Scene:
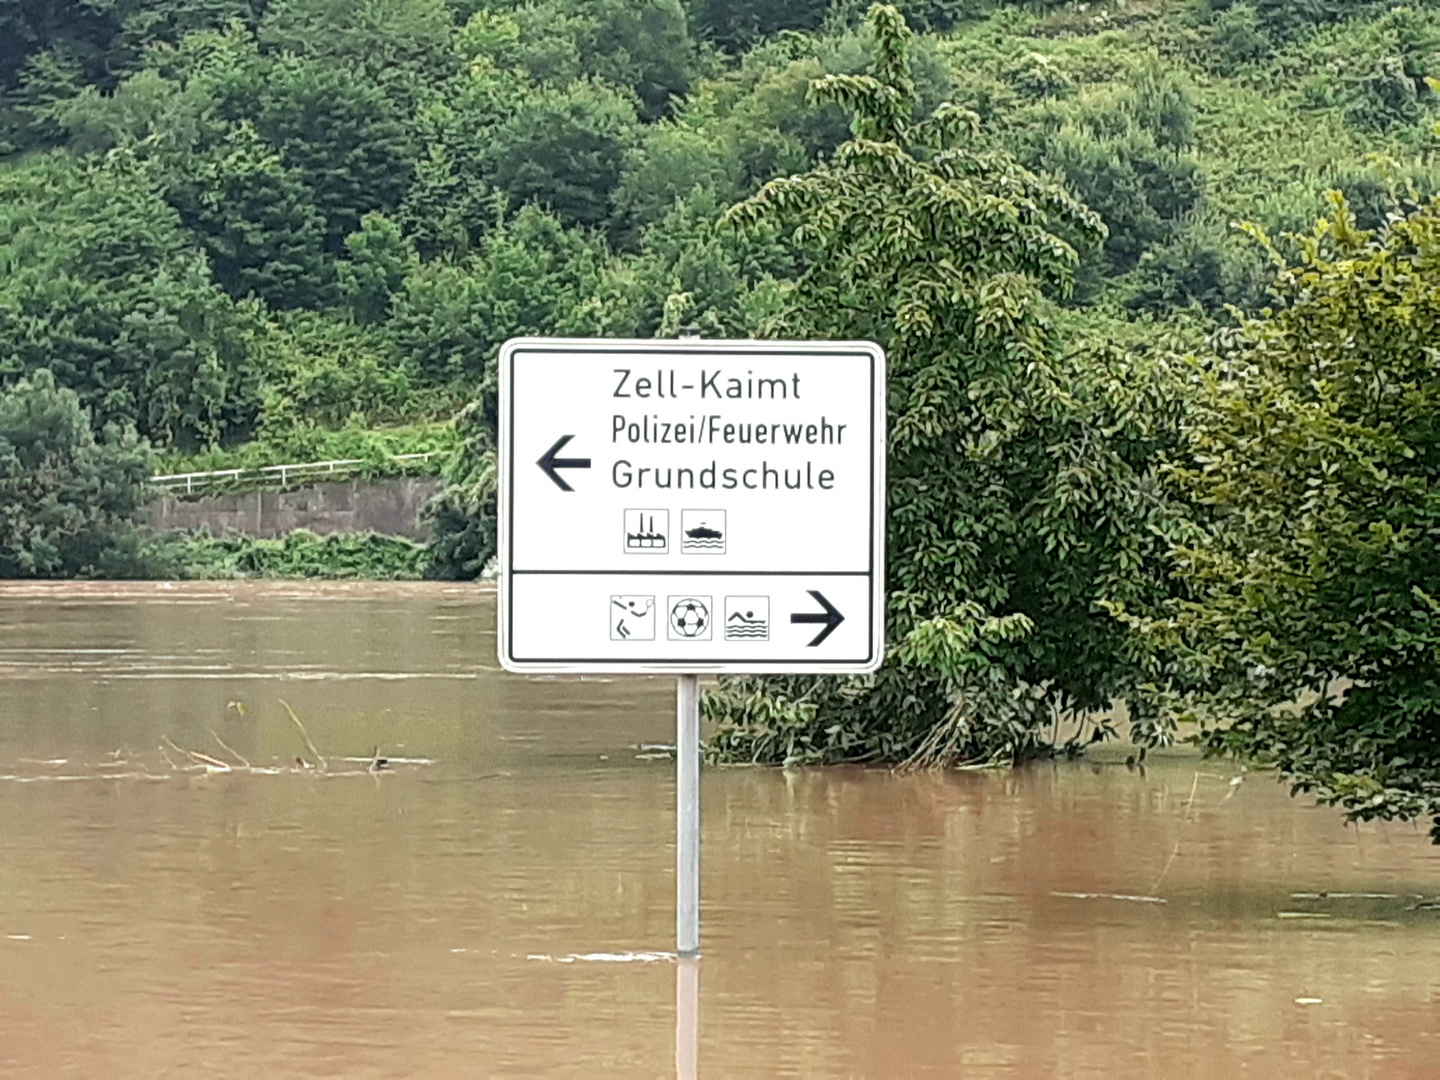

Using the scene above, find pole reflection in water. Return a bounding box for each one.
[676,957,698,1080]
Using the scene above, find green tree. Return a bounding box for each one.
[497,0,697,120]
[396,52,527,257]
[1121,193,1440,841]
[612,123,742,235]
[683,0,830,52]
[387,202,611,383]
[1015,67,1205,282]
[708,6,1182,766]
[246,311,414,439]
[1198,0,1383,40]
[422,399,497,580]
[254,54,416,250]
[167,121,335,308]
[259,0,455,72]
[0,369,158,578]
[338,212,417,325]
[0,150,261,447]
[482,79,639,229]
[0,0,264,152]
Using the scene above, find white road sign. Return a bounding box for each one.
[497,337,885,673]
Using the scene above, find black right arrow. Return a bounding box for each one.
[791,590,844,646]
[536,434,591,491]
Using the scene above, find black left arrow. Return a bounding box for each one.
[790,590,844,646]
[537,435,591,491]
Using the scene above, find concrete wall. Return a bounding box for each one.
[144,477,445,540]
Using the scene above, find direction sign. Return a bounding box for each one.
[497,337,885,673]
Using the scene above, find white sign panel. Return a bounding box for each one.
[498,338,885,673]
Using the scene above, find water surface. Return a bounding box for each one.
[0,582,1436,1077]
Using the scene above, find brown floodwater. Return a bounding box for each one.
[0,581,1436,1078]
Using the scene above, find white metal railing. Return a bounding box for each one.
[151,452,442,495]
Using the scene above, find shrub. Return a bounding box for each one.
[1118,193,1440,840]
[0,370,158,578]
[172,528,430,578]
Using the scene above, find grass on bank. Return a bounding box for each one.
[164,530,431,580]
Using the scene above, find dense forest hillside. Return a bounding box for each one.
[1,0,1434,460]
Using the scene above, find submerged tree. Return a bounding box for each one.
[0,370,157,578]
[1119,192,1440,841]
[709,5,1184,766]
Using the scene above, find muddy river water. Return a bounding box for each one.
[0,581,1436,1077]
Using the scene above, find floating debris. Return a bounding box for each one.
[0,700,435,785]
[1051,892,1167,904]
[527,951,675,964]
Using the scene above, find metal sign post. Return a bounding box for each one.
[496,332,885,973]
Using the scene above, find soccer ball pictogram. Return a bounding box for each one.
[669,598,709,638]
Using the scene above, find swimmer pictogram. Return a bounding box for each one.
[724,596,769,641]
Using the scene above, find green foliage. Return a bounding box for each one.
[1016,64,1205,280]
[0,0,264,152]
[247,312,423,439]
[338,212,418,325]
[1344,8,1440,132]
[259,0,456,72]
[483,78,640,230]
[498,0,697,120]
[1127,208,1267,315]
[387,203,616,382]
[0,369,159,578]
[167,122,335,309]
[157,419,459,477]
[613,124,742,233]
[422,400,498,580]
[170,528,430,578]
[252,54,417,249]
[1117,193,1440,840]
[683,0,831,53]
[0,150,261,447]
[710,6,1185,766]
[1196,0,1384,43]
[1201,4,1272,73]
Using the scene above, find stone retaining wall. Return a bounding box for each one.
[144,477,445,540]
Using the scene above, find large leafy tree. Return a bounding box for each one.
[166,121,334,308]
[388,202,628,383]
[496,0,696,120]
[1125,193,1440,840]
[0,150,261,447]
[0,0,264,152]
[683,0,830,53]
[708,6,1183,766]
[482,78,639,230]
[253,54,416,250]
[258,0,453,71]
[0,369,157,578]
